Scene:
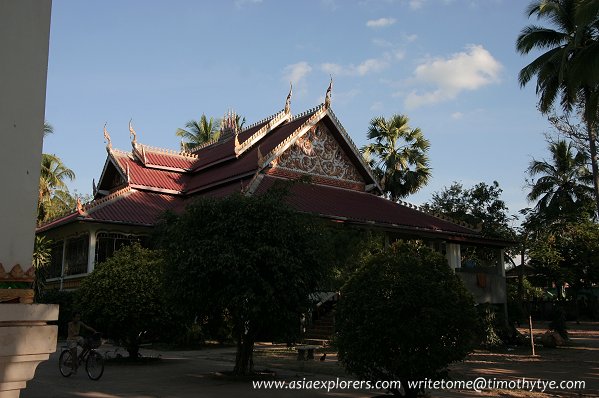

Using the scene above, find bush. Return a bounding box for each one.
[335,241,478,397]
[76,243,170,357]
[156,188,330,375]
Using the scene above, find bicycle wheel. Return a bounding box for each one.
[59,350,74,377]
[85,351,104,380]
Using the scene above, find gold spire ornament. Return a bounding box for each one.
[76,197,85,215]
[103,123,112,150]
[324,76,333,109]
[285,82,293,114]
[129,119,137,145]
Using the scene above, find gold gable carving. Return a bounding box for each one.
[274,123,364,183]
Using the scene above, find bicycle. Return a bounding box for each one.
[59,332,105,380]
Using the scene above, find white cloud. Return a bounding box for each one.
[404,45,502,108]
[234,0,262,9]
[451,112,463,120]
[321,58,389,77]
[282,62,312,85]
[409,0,426,9]
[372,38,393,47]
[366,17,397,28]
[403,33,418,42]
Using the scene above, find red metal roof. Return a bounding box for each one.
[253,175,477,235]
[185,114,313,193]
[112,152,188,193]
[38,107,497,244]
[143,150,198,170]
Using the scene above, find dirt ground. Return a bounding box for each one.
[445,321,599,397]
[23,321,598,398]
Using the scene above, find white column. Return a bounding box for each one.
[446,243,461,271]
[498,249,506,277]
[59,240,67,290]
[87,230,96,274]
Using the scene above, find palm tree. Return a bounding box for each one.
[38,153,76,223]
[527,139,594,223]
[43,121,53,137]
[361,114,431,200]
[517,0,599,216]
[176,114,220,151]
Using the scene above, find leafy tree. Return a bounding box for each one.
[32,235,51,301]
[526,138,594,224]
[176,114,220,150]
[38,153,76,223]
[422,181,515,240]
[335,241,478,398]
[76,243,170,358]
[156,186,329,375]
[361,114,431,200]
[517,0,599,216]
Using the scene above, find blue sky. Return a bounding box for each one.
[44,0,550,223]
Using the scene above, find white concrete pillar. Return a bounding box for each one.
[87,229,97,274]
[446,243,461,271]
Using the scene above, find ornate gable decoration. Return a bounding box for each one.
[273,123,364,184]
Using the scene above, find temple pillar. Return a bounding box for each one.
[0,1,57,397]
[445,243,461,271]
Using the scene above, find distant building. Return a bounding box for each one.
[37,87,510,303]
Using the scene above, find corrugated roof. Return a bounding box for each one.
[112,152,188,193]
[253,175,477,235]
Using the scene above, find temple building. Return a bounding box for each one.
[37,85,511,304]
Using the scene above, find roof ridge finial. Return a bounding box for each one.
[103,123,112,151]
[92,178,97,196]
[76,197,85,215]
[324,75,333,109]
[129,118,137,146]
[285,82,292,115]
[257,145,264,165]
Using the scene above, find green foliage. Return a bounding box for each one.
[176,114,220,150]
[422,181,515,240]
[323,228,385,290]
[361,114,431,200]
[76,243,170,358]
[476,304,504,349]
[517,0,599,215]
[156,186,330,374]
[526,139,594,225]
[32,236,52,301]
[335,241,478,397]
[38,153,76,224]
[527,221,599,288]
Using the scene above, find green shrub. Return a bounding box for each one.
[76,243,170,357]
[335,241,478,397]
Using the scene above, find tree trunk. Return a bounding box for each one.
[586,120,599,217]
[233,329,255,375]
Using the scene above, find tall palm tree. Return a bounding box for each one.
[517,0,599,216]
[176,114,220,151]
[43,121,53,137]
[361,114,431,200]
[527,139,594,222]
[38,153,76,223]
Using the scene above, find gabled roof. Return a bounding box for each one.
[38,95,509,247]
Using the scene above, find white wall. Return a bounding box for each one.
[0,0,52,272]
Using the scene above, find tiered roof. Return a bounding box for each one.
[38,88,508,246]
